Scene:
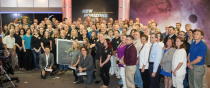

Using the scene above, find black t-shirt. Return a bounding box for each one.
[31,35,41,49]
[41,37,52,47]
[89,37,97,44]
[14,34,22,47]
[95,41,104,60]
[101,47,112,65]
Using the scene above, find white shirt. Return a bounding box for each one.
[3,35,15,48]
[45,54,49,67]
[172,49,187,75]
[134,39,142,54]
[149,42,163,72]
[138,42,151,69]
[158,42,164,48]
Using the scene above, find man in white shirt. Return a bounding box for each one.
[133,31,143,88]
[3,29,16,69]
[39,47,54,79]
[148,33,163,88]
[138,34,151,88]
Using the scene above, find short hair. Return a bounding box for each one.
[126,35,134,40]
[176,22,182,26]
[151,22,158,26]
[156,32,163,41]
[80,46,89,54]
[140,34,148,41]
[193,29,204,36]
[168,26,175,30]
[114,30,120,33]
[178,31,186,35]
[150,33,159,38]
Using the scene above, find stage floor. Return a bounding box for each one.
[13,70,119,88]
[4,67,210,88]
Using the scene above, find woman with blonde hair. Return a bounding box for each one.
[70,29,79,40]
[69,41,81,83]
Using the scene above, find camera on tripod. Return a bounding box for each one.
[0,48,19,88]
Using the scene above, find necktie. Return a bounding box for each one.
[148,44,153,62]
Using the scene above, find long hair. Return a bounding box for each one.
[164,38,175,48]
[105,39,112,49]
[175,37,186,49]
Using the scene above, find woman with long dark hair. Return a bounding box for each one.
[160,38,176,88]
[172,37,187,88]
[100,39,112,88]
[14,28,24,70]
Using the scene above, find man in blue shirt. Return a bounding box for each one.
[149,33,163,88]
[188,29,207,88]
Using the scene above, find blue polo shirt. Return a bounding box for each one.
[189,40,207,65]
[22,35,32,49]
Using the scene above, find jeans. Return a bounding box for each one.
[32,50,41,69]
[134,64,143,88]
[119,67,127,88]
[78,70,94,84]
[59,65,69,70]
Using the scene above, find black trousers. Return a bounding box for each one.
[73,69,78,81]
[140,69,150,88]
[149,63,161,88]
[16,49,24,68]
[100,64,111,86]
[23,49,34,70]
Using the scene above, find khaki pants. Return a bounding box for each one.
[8,49,17,69]
[125,65,136,88]
[203,65,208,88]
[189,65,205,88]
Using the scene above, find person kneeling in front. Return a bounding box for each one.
[76,47,94,84]
[39,46,54,79]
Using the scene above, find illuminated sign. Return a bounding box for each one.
[82,9,113,18]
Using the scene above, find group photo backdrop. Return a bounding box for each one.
[130,0,210,47]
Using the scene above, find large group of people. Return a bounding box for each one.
[0,16,208,88]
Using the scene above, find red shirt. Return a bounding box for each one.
[124,44,138,66]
